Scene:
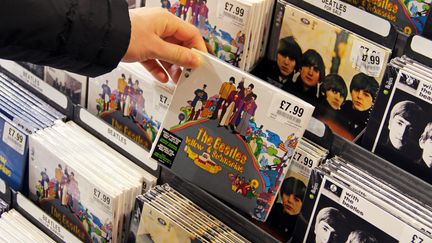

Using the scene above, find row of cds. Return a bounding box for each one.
[253,0,393,142]
[0,209,55,243]
[28,121,158,242]
[0,1,431,242]
[0,69,65,191]
[362,55,432,184]
[144,0,275,71]
[265,137,329,242]
[292,157,432,242]
[0,198,8,216]
[87,62,174,152]
[128,184,250,243]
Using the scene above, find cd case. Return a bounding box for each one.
[151,50,314,221]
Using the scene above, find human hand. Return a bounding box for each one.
[122,7,207,83]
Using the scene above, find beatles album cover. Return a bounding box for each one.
[263,141,324,242]
[144,0,252,69]
[367,68,432,184]
[151,50,314,221]
[0,116,29,191]
[293,172,430,243]
[28,134,116,243]
[44,67,88,106]
[340,0,431,35]
[87,63,173,152]
[134,199,201,243]
[16,62,45,80]
[254,2,392,141]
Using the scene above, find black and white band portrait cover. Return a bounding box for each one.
[291,170,431,243]
[364,67,432,184]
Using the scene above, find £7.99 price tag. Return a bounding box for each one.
[93,187,113,213]
[217,0,249,28]
[350,39,386,77]
[2,122,26,155]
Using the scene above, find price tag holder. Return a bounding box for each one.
[350,39,385,77]
[2,122,26,155]
[217,0,250,28]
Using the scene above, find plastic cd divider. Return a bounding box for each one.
[158,165,279,243]
[405,35,432,68]
[72,105,159,177]
[11,190,81,243]
[285,0,398,49]
[0,61,73,119]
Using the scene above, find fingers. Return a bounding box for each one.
[152,38,201,68]
[161,13,207,52]
[160,61,183,83]
[140,60,169,83]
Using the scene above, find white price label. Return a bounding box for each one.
[217,0,249,28]
[267,94,306,129]
[93,187,113,212]
[350,39,385,77]
[292,150,314,168]
[158,93,170,109]
[2,122,26,155]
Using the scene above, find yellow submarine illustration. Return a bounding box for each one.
[184,145,222,174]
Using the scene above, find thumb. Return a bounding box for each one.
[153,38,201,68]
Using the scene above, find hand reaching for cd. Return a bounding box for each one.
[122,7,207,83]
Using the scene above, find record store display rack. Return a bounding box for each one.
[1,0,432,242]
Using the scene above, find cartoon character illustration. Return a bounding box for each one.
[280,133,299,160]
[253,198,270,220]
[161,0,171,10]
[201,95,219,118]
[188,84,208,121]
[35,166,111,242]
[184,145,222,174]
[227,173,259,198]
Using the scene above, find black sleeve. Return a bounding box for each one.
[0,0,131,77]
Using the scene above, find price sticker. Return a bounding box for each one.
[157,93,170,109]
[350,39,385,77]
[292,151,314,168]
[399,225,430,243]
[217,0,249,28]
[267,93,309,128]
[93,187,113,212]
[2,122,26,155]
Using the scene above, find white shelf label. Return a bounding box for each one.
[0,60,68,109]
[16,193,81,243]
[303,0,391,37]
[79,108,158,170]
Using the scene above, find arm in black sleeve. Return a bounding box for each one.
[0,0,131,77]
